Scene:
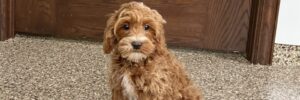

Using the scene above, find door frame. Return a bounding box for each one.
[246,0,280,65]
[0,0,280,65]
[0,0,14,41]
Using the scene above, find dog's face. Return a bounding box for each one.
[103,2,166,62]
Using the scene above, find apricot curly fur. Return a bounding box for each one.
[103,1,203,100]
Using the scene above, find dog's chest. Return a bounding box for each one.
[111,59,170,99]
[121,73,137,100]
[121,73,155,100]
[118,68,156,99]
[122,69,171,99]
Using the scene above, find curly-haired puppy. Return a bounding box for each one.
[103,2,202,100]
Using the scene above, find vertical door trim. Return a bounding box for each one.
[0,0,15,41]
[247,0,281,65]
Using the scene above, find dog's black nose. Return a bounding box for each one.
[131,41,142,49]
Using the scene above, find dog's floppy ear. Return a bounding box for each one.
[155,24,167,55]
[151,10,167,55]
[103,2,133,54]
[152,9,167,46]
[103,12,117,54]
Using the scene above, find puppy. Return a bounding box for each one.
[103,2,202,100]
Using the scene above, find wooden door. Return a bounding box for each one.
[15,0,251,52]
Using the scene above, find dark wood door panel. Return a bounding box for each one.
[143,0,251,51]
[15,0,56,34]
[15,0,251,52]
[55,0,135,40]
[206,0,251,51]
[143,0,208,49]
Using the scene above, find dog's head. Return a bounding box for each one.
[103,2,167,62]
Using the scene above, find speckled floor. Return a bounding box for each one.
[0,35,299,100]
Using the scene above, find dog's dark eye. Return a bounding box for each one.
[122,23,130,30]
[144,24,150,30]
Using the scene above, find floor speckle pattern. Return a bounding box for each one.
[273,44,300,66]
[0,35,299,100]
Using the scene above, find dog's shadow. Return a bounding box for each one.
[168,46,251,65]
